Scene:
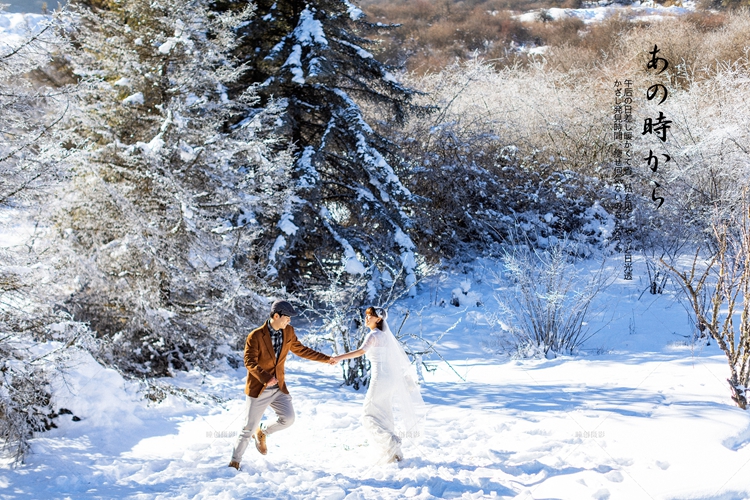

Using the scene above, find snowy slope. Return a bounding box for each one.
[515,1,697,24]
[3,257,750,499]
[0,12,48,45]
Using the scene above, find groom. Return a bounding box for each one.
[228,300,335,470]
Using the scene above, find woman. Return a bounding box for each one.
[331,307,426,463]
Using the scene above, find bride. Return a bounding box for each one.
[331,307,426,463]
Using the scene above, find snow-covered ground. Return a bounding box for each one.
[4,257,750,499]
[0,1,50,15]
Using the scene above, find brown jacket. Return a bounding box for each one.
[243,322,331,398]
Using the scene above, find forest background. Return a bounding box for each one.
[2,0,750,465]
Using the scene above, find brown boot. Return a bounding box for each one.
[252,427,267,455]
[228,460,240,470]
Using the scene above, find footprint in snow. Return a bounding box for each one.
[605,470,623,483]
[592,488,610,500]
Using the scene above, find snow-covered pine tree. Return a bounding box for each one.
[52,0,291,376]
[228,0,423,299]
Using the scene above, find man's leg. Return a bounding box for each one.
[230,389,277,463]
[263,391,295,436]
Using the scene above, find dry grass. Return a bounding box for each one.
[363,0,533,71]
[360,0,747,75]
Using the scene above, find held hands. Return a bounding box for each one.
[267,376,278,386]
[328,355,340,365]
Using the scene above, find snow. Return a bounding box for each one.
[394,227,415,251]
[515,1,697,24]
[0,12,47,47]
[139,134,164,155]
[343,0,364,21]
[294,7,327,47]
[277,213,299,236]
[4,256,750,498]
[0,208,34,248]
[188,248,226,271]
[338,38,374,60]
[157,20,191,54]
[394,227,417,294]
[321,207,367,275]
[284,44,305,84]
[122,92,144,106]
[268,234,287,264]
[296,146,320,189]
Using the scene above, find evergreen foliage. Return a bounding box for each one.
[228,0,425,298]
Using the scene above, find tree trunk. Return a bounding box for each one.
[728,375,748,410]
[341,356,370,391]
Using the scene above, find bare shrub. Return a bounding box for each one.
[362,0,533,72]
[617,10,750,85]
[683,11,728,31]
[540,14,640,73]
[663,192,750,409]
[698,0,750,10]
[492,241,611,357]
[301,267,374,390]
[648,57,750,219]
[391,13,750,255]
[698,12,750,73]
[524,16,585,48]
[422,22,461,50]
[404,60,612,175]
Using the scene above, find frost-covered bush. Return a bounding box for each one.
[492,241,611,357]
[395,17,750,259]
[0,240,102,464]
[0,319,98,464]
[300,258,431,388]
[0,8,86,464]
[301,268,374,390]
[395,60,618,260]
[46,0,288,376]
[0,8,70,207]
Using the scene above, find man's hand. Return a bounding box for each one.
[267,376,278,386]
[328,356,340,365]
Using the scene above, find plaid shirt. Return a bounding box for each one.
[267,320,283,360]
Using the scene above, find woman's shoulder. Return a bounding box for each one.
[361,329,383,350]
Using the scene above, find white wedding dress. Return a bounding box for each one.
[360,321,425,463]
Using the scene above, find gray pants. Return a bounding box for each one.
[230,387,295,463]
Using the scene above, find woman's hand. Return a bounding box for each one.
[329,355,342,364]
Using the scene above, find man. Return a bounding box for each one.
[228,299,335,470]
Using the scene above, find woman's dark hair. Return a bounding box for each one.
[365,306,384,330]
